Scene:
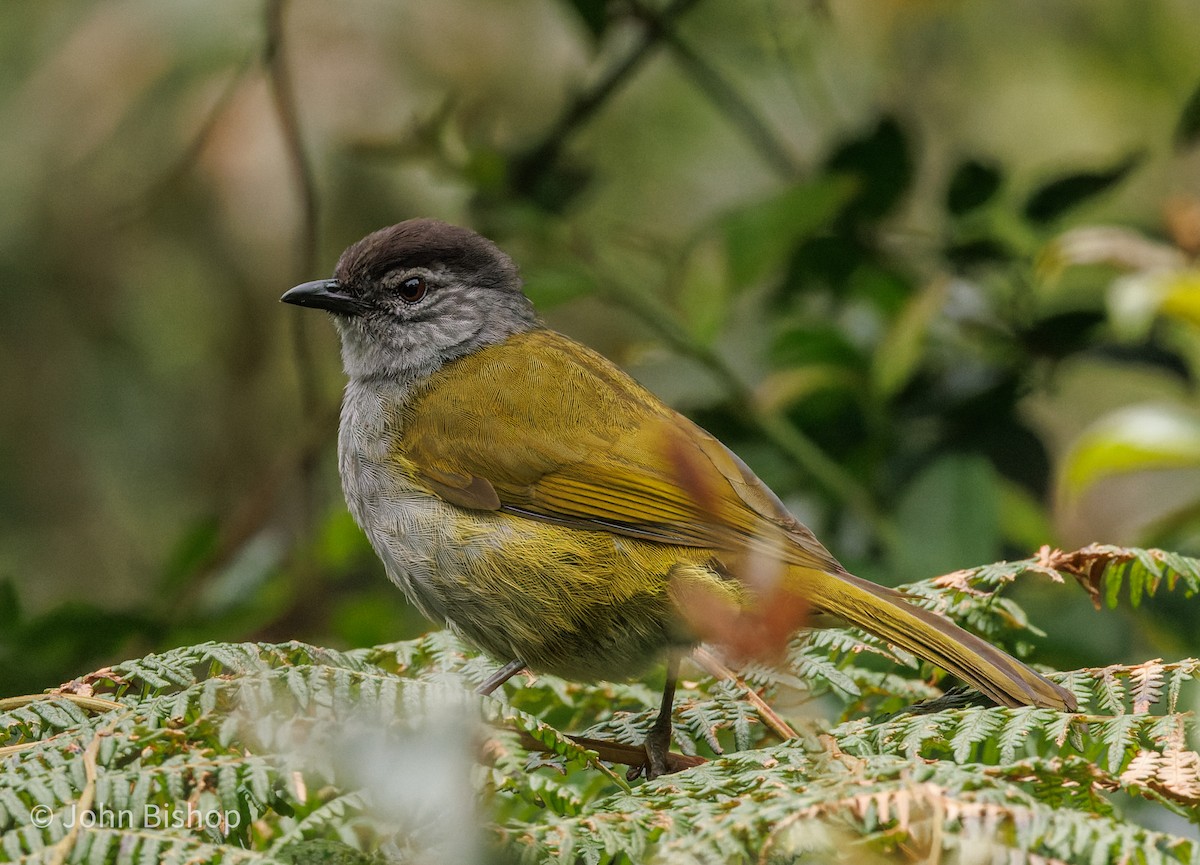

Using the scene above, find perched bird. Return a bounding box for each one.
[282,219,1077,779]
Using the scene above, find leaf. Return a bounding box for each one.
[1061,404,1200,500]
[521,266,596,310]
[1158,269,1200,328]
[721,175,858,287]
[870,277,948,398]
[1175,77,1200,149]
[950,708,1001,762]
[560,0,610,41]
[946,159,1003,215]
[676,234,730,344]
[945,236,1014,269]
[825,116,913,220]
[1022,153,1142,224]
[893,455,1001,578]
[1129,660,1165,714]
[1100,713,1143,774]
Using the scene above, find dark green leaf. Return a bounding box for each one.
[945,237,1014,269]
[893,454,1001,578]
[0,577,19,632]
[946,159,1004,215]
[1174,77,1200,149]
[769,325,864,369]
[722,175,858,287]
[825,116,913,220]
[561,0,610,41]
[160,516,221,593]
[1022,153,1142,224]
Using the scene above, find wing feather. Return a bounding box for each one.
[401,329,839,571]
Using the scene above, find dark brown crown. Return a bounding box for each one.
[334,219,519,291]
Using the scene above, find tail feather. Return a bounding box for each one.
[797,567,1077,711]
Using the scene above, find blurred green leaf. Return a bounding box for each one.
[770,325,864,369]
[945,237,1014,269]
[1175,77,1200,149]
[1159,270,1200,327]
[756,365,860,414]
[560,0,610,41]
[1062,404,1200,499]
[0,578,19,633]
[1022,153,1142,224]
[826,116,913,220]
[722,175,858,287]
[871,278,948,398]
[160,515,221,593]
[316,508,372,572]
[893,455,1001,578]
[676,235,728,344]
[946,159,1003,216]
[847,263,913,316]
[523,267,596,310]
[997,478,1057,552]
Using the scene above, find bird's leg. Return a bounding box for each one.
[477,658,527,696]
[630,654,680,781]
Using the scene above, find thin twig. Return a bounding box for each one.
[630,0,798,177]
[0,694,124,714]
[45,714,126,865]
[118,56,255,225]
[264,0,319,281]
[691,646,799,741]
[265,0,321,401]
[264,0,325,542]
[516,730,707,775]
[510,0,706,196]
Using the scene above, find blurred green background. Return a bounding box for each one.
[2,0,1199,695]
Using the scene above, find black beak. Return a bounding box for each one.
[281,279,369,316]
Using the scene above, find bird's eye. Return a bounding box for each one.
[397,275,427,303]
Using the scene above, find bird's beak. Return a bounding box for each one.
[280,279,368,316]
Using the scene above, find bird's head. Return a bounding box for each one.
[282,219,537,380]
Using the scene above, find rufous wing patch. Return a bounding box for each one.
[420,466,502,511]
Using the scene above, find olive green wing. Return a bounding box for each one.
[401,329,839,571]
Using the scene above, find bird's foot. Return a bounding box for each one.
[627,726,672,781]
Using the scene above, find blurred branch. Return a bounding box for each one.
[116,57,254,224]
[629,0,798,177]
[511,0,797,199]
[265,0,320,406]
[264,0,320,281]
[510,0,706,197]
[264,0,325,533]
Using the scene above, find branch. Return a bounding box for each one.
[692,646,799,740]
[516,730,707,775]
[509,0,707,197]
[264,0,325,538]
[264,0,319,281]
[117,57,254,224]
[629,0,798,177]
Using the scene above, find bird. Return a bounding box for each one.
[281,218,1077,779]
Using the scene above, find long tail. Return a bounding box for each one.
[796,566,1077,711]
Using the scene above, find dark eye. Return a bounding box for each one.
[397,275,427,303]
